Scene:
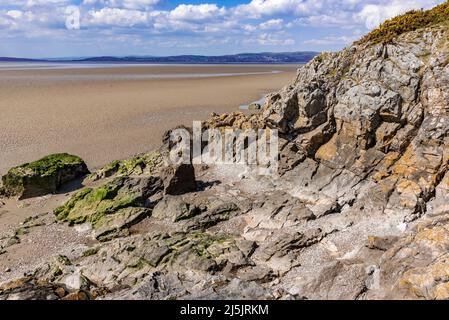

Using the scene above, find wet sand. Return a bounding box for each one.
[0,64,299,174]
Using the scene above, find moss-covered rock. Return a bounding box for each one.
[54,176,163,241]
[2,154,90,199]
[89,150,196,195]
[89,152,163,181]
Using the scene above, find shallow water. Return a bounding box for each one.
[0,62,284,81]
[0,62,179,70]
[0,71,282,81]
[239,95,268,110]
[0,62,281,70]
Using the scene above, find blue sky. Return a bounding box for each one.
[0,0,445,58]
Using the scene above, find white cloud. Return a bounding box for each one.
[0,6,62,30]
[303,35,358,45]
[258,33,295,46]
[242,24,257,32]
[3,0,446,32]
[147,4,230,33]
[233,0,328,19]
[82,0,160,9]
[242,32,295,46]
[169,4,226,22]
[0,0,69,7]
[7,9,23,18]
[259,18,283,30]
[0,14,14,29]
[1,0,447,55]
[87,7,149,26]
[233,0,444,29]
[121,0,160,8]
[26,0,69,6]
[291,12,354,27]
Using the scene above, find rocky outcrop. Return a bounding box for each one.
[0,4,448,300]
[1,154,89,199]
[266,24,448,221]
[54,155,196,241]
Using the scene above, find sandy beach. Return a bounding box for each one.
[0,64,299,174]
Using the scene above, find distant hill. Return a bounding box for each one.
[0,57,42,62]
[0,52,319,64]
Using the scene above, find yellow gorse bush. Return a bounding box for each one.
[357,1,449,45]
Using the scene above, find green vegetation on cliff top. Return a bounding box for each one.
[357,1,449,45]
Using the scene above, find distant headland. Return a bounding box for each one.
[0,51,319,64]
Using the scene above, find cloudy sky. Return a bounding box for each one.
[0,0,445,58]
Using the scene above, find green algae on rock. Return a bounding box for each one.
[1,153,89,199]
[89,152,163,181]
[54,176,162,241]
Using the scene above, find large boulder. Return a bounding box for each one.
[1,154,90,199]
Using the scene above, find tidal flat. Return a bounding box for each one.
[0,64,298,174]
